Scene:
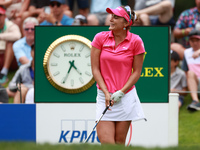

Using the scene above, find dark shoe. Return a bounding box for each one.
[0,73,8,84]
[187,100,200,111]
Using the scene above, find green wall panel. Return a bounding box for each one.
[35,26,169,103]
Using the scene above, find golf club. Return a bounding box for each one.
[85,100,111,143]
[16,74,22,103]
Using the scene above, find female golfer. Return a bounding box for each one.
[91,5,146,145]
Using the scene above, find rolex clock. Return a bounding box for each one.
[43,35,95,94]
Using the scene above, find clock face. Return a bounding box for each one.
[43,35,95,93]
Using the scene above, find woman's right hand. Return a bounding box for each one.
[105,92,113,110]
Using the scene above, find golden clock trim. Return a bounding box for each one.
[43,35,95,94]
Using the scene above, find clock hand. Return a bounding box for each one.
[70,61,82,75]
[62,60,74,84]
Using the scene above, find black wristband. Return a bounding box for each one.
[54,21,58,25]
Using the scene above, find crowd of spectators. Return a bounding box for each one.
[0,0,199,111]
[171,0,200,111]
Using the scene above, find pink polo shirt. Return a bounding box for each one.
[91,30,145,93]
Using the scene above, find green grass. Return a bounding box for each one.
[0,143,200,150]
[179,94,200,146]
[1,71,200,149]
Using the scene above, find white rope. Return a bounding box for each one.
[172,91,200,93]
[0,88,6,91]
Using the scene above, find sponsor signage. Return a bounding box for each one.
[58,120,99,143]
[35,26,169,103]
[36,103,174,147]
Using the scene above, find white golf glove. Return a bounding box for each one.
[111,90,124,103]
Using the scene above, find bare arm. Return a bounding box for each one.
[173,27,193,39]
[192,49,200,58]
[91,46,111,107]
[28,5,44,16]
[0,0,12,7]
[121,53,144,93]
[19,56,30,65]
[17,0,30,17]
[0,0,21,8]
[44,13,57,24]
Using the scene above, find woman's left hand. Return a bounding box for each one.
[111,90,124,103]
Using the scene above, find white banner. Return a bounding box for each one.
[36,94,178,147]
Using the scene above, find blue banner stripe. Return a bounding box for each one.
[0,104,36,141]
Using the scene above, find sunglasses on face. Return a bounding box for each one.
[50,2,61,7]
[24,28,35,31]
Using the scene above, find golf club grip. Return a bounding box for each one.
[102,100,111,114]
[102,106,109,114]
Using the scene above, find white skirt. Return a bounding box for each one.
[96,88,146,122]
